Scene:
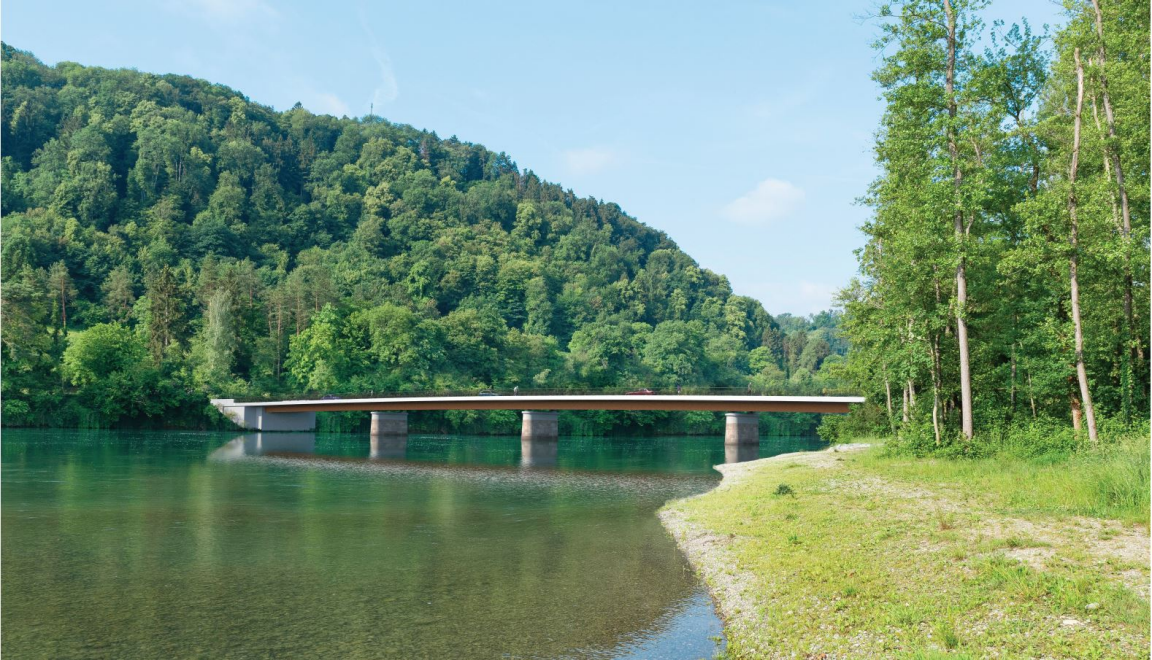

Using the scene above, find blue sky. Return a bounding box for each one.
[4,0,1063,315]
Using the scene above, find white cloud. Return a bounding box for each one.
[309,92,351,118]
[178,0,279,25]
[359,10,399,111]
[721,178,805,225]
[562,146,619,176]
[368,45,399,108]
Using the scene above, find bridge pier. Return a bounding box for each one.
[370,411,408,436]
[725,412,759,446]
[521,411,558,441]
[520,411,559,468]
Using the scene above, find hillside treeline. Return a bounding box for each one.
[0,44,843,432]
[829,0,1149,450]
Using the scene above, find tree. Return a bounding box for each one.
[46,260,73,332]
[145,265,184,361]
[194,288,237,389]
[102,265,136,322]
[63,323,146,387]
[285,304,355,392]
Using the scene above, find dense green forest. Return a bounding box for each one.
[826,0,1149,451]
[0,43,845,434]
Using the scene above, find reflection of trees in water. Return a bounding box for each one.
[5,431,714,658]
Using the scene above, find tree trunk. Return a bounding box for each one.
[1067,48,1099,444]
[884,371,895,432]
[944,0,974,440]
[930,333,942,445]
[902,381,910,423]
[1026,371,1037,419]
[1010,342,1017,411]
[1091,0,1142,406]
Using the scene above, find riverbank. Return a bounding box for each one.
[660,440,1150,658]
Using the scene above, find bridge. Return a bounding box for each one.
[211,394,864,453]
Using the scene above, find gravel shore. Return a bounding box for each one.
[658,444,872,657]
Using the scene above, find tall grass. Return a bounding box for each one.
[860,424,1150,524]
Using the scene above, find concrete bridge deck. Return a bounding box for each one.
[249,394,863,414]
[210,394,864,447]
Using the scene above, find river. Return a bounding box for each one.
[2,429,825,658]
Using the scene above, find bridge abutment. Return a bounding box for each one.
[724,412,759,446]
[210,399,317,431]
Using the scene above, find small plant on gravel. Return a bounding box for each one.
[933,619,960,650]
[773,483,795,496]
[936,510,957,530]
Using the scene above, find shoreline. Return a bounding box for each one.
[658,442,1149,658]
[658,444,873,658]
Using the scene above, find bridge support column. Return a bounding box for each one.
[725,412,759,446]
[521,411,558,441]
[520,411,559,467]
[370,411,408,436]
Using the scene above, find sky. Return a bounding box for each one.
[3,0,1064,316]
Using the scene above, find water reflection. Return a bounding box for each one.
[725,443,759,463]
[210,432,316,460]
[520,438,558,468]
[3,430,829,659]
[210,431,794,472]
[370,434,407,460]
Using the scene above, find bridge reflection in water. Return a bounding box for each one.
[210,431,780,469]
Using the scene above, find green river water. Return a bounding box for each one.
[2,430,825,658]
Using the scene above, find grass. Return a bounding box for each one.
[665,435,1149,659]
[856,431,1150,525]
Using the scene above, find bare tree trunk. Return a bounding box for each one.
[1091,0,1142,400]
[1026,371,1037,419]
[902,381,910,423]
[1067,48,1099,444]
[930,334,942,445]
[884,370,895,432]
[944,0,974,440]
[1010,342,1017,411]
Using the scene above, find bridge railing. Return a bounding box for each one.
[232,385,861,405]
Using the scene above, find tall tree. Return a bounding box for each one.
[46,260,73,332]
[1066,48,1098,443]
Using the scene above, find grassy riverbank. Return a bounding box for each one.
[661,435,1150,658]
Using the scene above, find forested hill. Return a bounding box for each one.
[0,44,843,430]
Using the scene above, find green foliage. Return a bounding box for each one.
[0,44,846,432]
[836,1,1149,447]
[63,323,144,387]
